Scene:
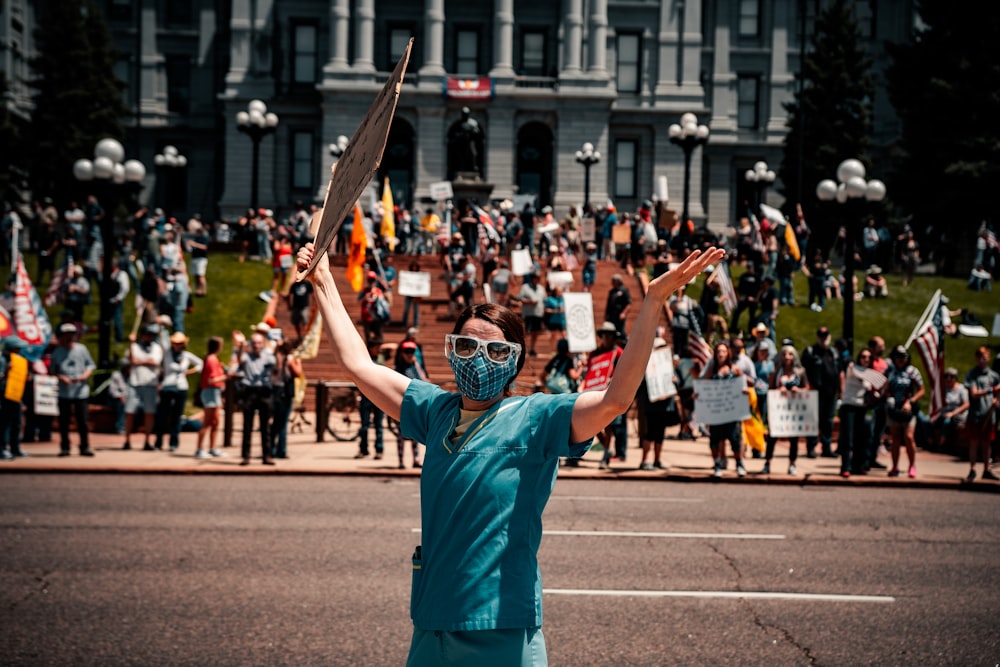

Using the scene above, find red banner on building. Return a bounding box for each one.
[444,77,494,100]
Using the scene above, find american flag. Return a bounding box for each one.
[986,226,999,250]
[710,262,738,316]
[472,202,501,243]
[688,331,713,368]
[43,255,74,307]
[911,291,945,422]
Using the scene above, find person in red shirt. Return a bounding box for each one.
[195,336,229,458]
[582,322,625,469]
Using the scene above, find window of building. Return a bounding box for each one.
[456,29,480,75]
[292,131,314,191]
[166,55,191,114]
[114,59,134,109]
[166,0,193,25]
[520,29,546,76]
[614,140,637,199]
[110,0,132,20]
[738,0,761,38]
[292,23,318,84]
[385,23,418,72]
[855,0,875,39]
[616,33,641,93]
[737,75,760,129]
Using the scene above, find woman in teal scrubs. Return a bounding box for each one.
[297,241,722,666]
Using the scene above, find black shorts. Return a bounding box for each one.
[524,315,544,333]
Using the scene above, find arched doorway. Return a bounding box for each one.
[378,119,415,209]
[516,122,553,207]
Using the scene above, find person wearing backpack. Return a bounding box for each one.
[359,270,389,341]
[540,338,581,395]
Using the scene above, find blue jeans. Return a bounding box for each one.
[807,392,837,454]
[402,296,420,328]
[838,404,870,472]
[359,397,384,455]
[778,276,795,304]
[271,387,292,458]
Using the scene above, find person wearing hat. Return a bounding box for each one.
[604,273,632,338]
[885,344,924,477]
[232,331,277,465]
[0,336,30,459]
[800,326,839,459]
[864,265,888,299]
[582,322,628,468]
[581,241,598,292]
[929,366,969,458]
[63,264,91,327]
[153,332,203,453]
[360,269,390,341]
[752,274,779,340]
[747,321,777,360]
[50,323,95,457]
[123,322,164,451]
[294,236,722,664]
[601,200,618,261]
[393,339,427,468]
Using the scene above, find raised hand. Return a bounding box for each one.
[647,247,726,302]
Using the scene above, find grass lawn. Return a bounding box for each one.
[688,262,999,387]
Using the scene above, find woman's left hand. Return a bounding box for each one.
[646,247,726,302]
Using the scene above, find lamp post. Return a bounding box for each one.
[236,99,279,211]
[668,113,709,227]
[575,141,601,209]
[816,158,887,354]
[153,145,187,218]
[72,138,146,368]
[745,160,775,213]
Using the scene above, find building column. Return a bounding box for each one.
[419,0,446,77]
[490,0,515,79]
[324,0,350,73]
[561,0,583,75]
[587,0,608,76]
[653,0,704,104]
[354,0,376,73]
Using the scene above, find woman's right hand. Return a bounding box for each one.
[297,242,332,283]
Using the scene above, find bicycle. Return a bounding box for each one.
[324,382,400,442]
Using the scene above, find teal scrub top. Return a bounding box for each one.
[400,380,590,632]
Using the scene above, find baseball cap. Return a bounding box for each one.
[140,323,160,336]
[57,322,78,336]
[597,321,618,335]
[367,270,377,279]
[943,367,958,377]
[400,340,418,352]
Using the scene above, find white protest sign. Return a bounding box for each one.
[397,270,431,297]
[546,271,574,290]
[34,375,59,416]
[581,215,595,242]
[645,346,676,402]
[992,313,1000,338]
[510,248,534,276]
[563,291,596,353]
[766,389,819,438]
[692,376,750,425]
[429,180,454,201]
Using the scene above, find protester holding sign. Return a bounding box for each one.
[762,346,811,476]
[699,342,749,477]
[296,236,722,666]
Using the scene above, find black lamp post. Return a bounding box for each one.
[236,100,278,211]
[668,113,710,227]
[575,141,601,209]
[153,145,187,218]
[72,139,146,368]
[744,160,775,214]
[816,159,887,354]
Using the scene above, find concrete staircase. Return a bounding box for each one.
[273,250,644,411]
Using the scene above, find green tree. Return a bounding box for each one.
[885,0,1000,267]
[778,0,875,254]
[26,0,128,202]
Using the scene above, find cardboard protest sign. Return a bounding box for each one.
[644,346,676,402]
[692,377,750,425]
[34,375,59,416]
[766,389,819,438]
[510,248,534,276]
[397,270,431,297]
[297,38,412,281]
[563,292,596,353]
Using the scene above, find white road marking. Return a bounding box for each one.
[550,496,704,503]
[411,529,784,540]
[544,589,895,603]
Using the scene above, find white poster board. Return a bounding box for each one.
[563,292,596,353]
[34,375,59,416]
[992,313,1000,338]
[429,180,454,201]
[644,347,677,402]
[510,248,534,276]
[397,270,431,297]
[581,215,595,242]
[692,377,750,425]
[546,271,574,290]
[766,389,819,438]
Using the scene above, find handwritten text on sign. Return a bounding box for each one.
[766,389,819,437]
[693,377,750,425]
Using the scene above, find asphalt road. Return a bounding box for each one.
[2,475,998,666]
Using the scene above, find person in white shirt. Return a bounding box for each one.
[123,323,164,451]
[154,331,203,452]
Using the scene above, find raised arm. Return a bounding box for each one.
[570,247,725,442]
[296,243,410,420]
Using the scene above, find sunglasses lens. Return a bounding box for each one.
[486,341,514,362]
[452,336,478,358]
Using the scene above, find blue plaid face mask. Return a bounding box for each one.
[446,335,521,401]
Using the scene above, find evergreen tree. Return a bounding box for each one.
[26,0,128,202]
[778,0,875,254]
[885,0,1000,262]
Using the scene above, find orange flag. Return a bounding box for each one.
[346,205,367,292]
[784,221,801,261]
[380,177,396,248]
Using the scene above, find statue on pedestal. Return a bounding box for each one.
[448,107,484,180]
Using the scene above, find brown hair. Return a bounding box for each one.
[452,303,527,376]
[207,336,224,355]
